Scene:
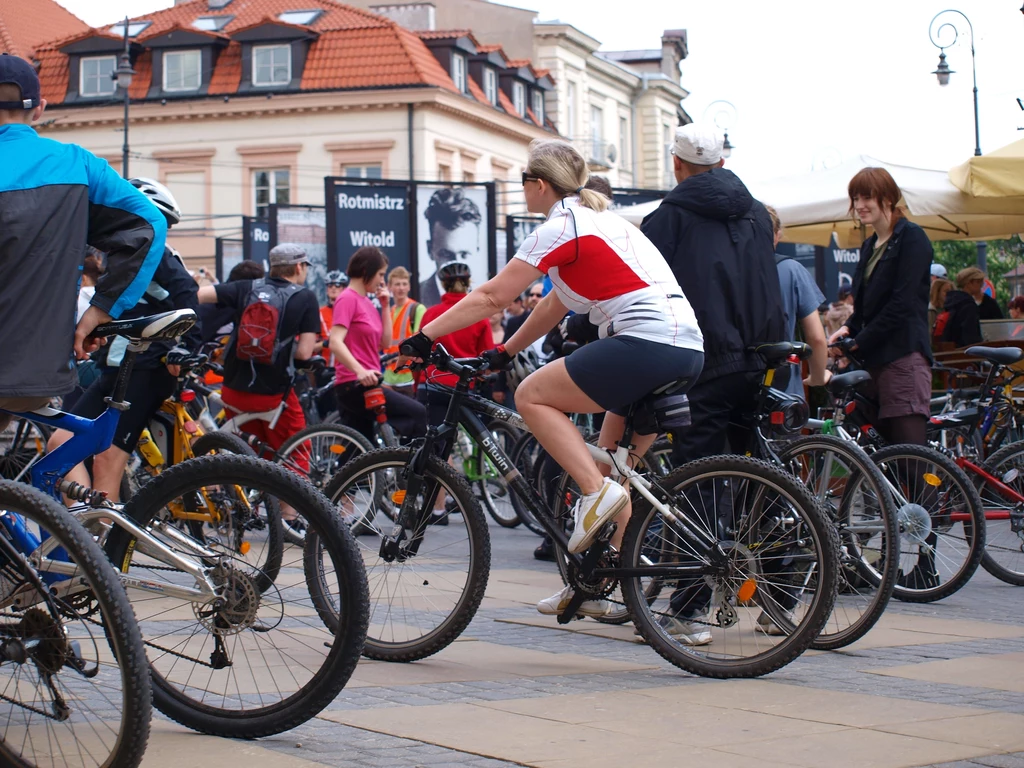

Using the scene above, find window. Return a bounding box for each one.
[483,68,497,105]
[253,168,289,219]
[208,0,233,8]
[566,81,577,137]
[451,53,467,93]
[512,81,525,117]
[619,116,628,168]
[531,90,544,124]
[252,44,291,86]
[80,56,116,97]
[163,50,202,92]
[342,165,383,179]
[108,21,151,38]
[590,105,604,148]
[438,164,451,182]
[193,15,233,31]
[278,9,323,25]
[463,170,475,183]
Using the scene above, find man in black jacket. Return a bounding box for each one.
[642,125,785,466]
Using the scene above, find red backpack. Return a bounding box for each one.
[231,278,302,377]
[933,310,950,340]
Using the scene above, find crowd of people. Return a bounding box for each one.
[8,46,1024,644]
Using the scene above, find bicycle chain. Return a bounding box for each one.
[78,609,219,669]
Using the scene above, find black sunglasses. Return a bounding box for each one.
[522,172,543,186]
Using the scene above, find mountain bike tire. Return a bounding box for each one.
[476,420,522,528]
[104,455,368,739]
[621,456,839,678]
[976,440,1024,585]
[0,481,151,768]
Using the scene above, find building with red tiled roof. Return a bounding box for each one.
[0,0,89,58]
[33,0,555,268]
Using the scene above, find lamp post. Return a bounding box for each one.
[112,17,135,178]
[702,100,737,158]
[928,9,986,268]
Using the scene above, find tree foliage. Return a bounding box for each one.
[932,235,1024,310]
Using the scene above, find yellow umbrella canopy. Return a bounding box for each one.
[950,138,1024,198]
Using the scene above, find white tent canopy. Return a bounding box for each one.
[616,155,1024,248]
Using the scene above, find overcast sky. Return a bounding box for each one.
[57,0,1024,182]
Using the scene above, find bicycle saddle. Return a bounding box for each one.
[92,309,197,342]
[965,346,1023,366]
[748,341,812,367]
[827,369,872,395]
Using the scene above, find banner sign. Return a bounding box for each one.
[328,183,412,274]
[242,217,271,269]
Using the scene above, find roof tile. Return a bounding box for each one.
[0,0,88,58]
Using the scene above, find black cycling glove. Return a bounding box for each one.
[481,344,513,371]
[164,347,191,367]
[559,314,600,343]
[400,331,433,360]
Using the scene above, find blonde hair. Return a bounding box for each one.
[956,266,986,290]
[388,266,411,283]
[526,139,609,213]
[764,204,782,236]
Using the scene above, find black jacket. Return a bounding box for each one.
[94,247,201,370]
[846,218,932,368]
[978,294,1003,321]
[941,290,983,348]
[641,168,784,382]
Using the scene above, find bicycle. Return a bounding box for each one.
[317,344,839,678]
[2,309,370,739]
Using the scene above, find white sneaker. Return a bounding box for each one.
[635,613,713,646]
[536,585,613,618]
[755,610,788,636]
[567,479,628,554]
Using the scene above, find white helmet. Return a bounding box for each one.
[130,177,181,226]
[505,348,540,393]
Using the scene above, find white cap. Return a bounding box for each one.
[930,263,947,278]
[670,124,723,166]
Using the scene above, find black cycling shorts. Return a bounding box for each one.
[72,367,177,453]
[564,335,704,414]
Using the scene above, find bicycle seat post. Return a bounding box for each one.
[104,342,146,412]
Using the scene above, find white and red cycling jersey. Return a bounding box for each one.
[514,197,703,351]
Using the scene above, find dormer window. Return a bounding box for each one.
[194,15,233,31]
[452,53,467,93]
[278,9,323,25]
[80,55,116,97]
[531,90,544,123]
[512,81,525,117]
[164,50,202,91]
[483,68,497,105]
[252,44,291,86]
[108,21,151,38]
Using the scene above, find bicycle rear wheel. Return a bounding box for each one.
[621,456,839,678]
[776,436,898,649]
[476,421,521,528]
[104,455,368,738]
[0,481,151,768]
[976,440,1024,585]
[871,444,985,602]
[319,448,490,662]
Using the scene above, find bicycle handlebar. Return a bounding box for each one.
[429,344,490,380]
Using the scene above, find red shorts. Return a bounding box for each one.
[220,387,307,471]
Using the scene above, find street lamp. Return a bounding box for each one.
[928,9,980,157]
[702,100,737,158]
[111,17,135,178]
[929,9,986,269]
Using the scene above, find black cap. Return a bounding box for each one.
[0,54,41,110]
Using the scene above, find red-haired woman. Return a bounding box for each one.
[828,167,932,445]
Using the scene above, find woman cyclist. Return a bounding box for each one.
[400,138,705,616]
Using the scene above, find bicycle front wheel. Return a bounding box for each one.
[975,440,1024,585]
[777,436,898,650]
[104,455,368,739]
[476,420,521,528]
[320,448,490,662]
[0,481,151,768]
[621,456,839,678]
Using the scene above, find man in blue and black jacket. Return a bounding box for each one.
[0,54,165,416]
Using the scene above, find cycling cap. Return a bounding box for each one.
[129,177,181,226]
[326,270,349,286]
[438,261,471,282]
[505,348,540,394]
[0,54,40,109]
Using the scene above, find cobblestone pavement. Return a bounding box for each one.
[142,516,1024,768]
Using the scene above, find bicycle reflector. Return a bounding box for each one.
[763,388,809,435]
[923,473,942,487]
[363,387,387,410]
[179,389,196,403]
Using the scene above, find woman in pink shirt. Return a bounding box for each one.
[330,246,426,440]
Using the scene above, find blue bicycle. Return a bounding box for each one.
[0,309,369,755]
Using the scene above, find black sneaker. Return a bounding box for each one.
[427,511,449,526]
[897,565,940,590]
[534,536,556,562]
[281,516,307,545]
